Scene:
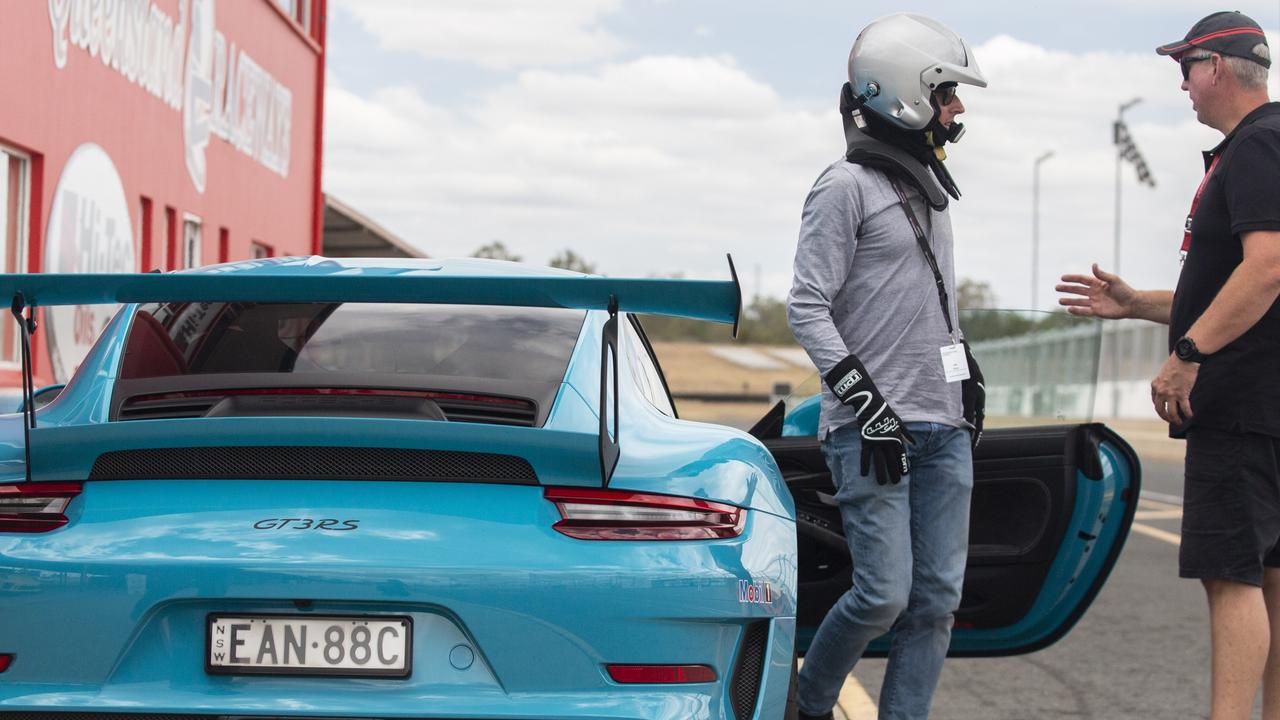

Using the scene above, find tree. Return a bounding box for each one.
[737,295,794,344]
[957,278,997,310]
[641,294,794,344]
[471,241,522,262]
[548,249,597,274]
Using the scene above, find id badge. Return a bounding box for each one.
[940,343,970,383]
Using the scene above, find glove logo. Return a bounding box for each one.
[834,368,863,397]
[864,415,900,436]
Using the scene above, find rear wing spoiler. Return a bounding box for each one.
[4,255,742,486]
[0,259,741,325]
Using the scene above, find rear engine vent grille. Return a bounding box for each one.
[730,620,770,720]
[118,396,221,421]
[433,398,537,426]
[116,392,538,427]
[87,446,538,484]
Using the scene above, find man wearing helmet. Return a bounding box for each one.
[787,14,986,720]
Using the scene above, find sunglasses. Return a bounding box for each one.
[933,85,958,106]
[1180,54,1212,81]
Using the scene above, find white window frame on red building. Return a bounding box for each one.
[0,142,31,368]
[182,212,203,269]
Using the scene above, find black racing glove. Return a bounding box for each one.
[824,354,915,485]
[961,340,985,450]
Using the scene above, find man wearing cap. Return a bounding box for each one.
[1057,11,1280,719]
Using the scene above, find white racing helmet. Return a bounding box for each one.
[848,13,987,131]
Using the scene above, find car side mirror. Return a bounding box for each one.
[17,384,65,413]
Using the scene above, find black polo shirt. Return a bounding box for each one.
[1170,102,1280,439]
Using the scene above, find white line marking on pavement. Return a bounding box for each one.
[1137,498,1183,513]
[1141,490,1185,506]
[1131,522,1181,546]
[1133,510,1183,520]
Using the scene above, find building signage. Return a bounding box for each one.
[44,144,137,382]
[47,0,293,193]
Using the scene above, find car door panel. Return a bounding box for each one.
[769,422,1139,657]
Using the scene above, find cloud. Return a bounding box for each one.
[331,0,625,69]
[948,32,1280,310]
[323,54,832,290]
[323,30,1280,311]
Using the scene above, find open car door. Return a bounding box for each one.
[753,309,1141,656]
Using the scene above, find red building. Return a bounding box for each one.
[0,0,327,388]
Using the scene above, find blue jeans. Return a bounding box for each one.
[797,421,973,719]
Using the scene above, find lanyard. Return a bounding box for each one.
[887,176,956,341]
[1181,154,1222,264]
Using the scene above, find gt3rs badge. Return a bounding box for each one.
[253,518,360,531]
[738,579,773,605]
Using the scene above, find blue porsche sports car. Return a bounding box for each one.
[0,257,1139,719]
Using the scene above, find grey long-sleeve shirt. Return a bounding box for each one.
[787,158,965,438]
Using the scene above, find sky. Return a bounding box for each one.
[320,1,1280,312]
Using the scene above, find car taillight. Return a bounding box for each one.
[607,664,717,684]
[0,483,82,532]
[544,487,744,540]
[0,655,12,673]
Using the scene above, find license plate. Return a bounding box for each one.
[206,614,412,677]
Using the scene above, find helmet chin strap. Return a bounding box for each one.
[924,106,966,155]
[839,83,962,205]
[922,99,968,162]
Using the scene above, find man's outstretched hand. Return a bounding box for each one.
[1056,264,1136,320]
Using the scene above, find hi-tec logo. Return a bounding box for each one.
[834,369,862,397]
[738,580,774,605]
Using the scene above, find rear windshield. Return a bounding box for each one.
[120,302,586,382]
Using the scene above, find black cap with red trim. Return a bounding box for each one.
[1156,11,1270,68]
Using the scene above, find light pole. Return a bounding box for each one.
[1032,151,1054,311]
[1109,97,1155,418]
[1113,97,1142,275]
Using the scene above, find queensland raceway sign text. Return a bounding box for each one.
[47,0,293,193]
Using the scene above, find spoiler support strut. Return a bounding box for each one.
[599,294,620,486]
[10,293,36,482]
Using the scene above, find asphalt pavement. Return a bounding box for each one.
[845,455,1262,720]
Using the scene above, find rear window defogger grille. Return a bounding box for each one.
[87,446,538,484]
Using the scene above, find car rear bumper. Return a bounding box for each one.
[0,481,797,719]
[0,618,795,719]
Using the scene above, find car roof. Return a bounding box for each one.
[182,256,591,280]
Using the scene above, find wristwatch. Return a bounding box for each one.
[1174,335,1208,363]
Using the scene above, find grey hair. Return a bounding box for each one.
[1224,44,1270,89]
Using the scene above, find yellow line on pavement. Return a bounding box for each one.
[1138,498,1183,512]
[837,674,878,719]
[797,659,877,719]
[1131,522,1181,546]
